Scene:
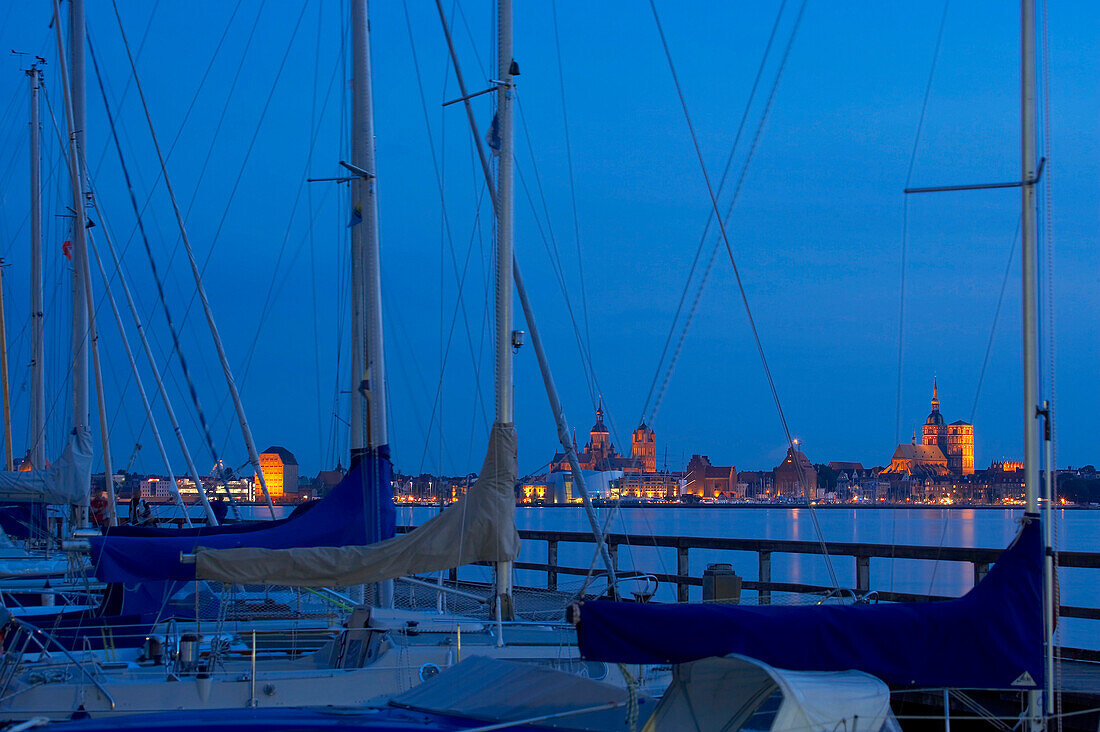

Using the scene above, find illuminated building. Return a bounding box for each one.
[921,379,975,475]
[882,443,950,477]
[631,421,656,472]
[773,446,816,499]
[550,399,656,473]
[256,446,299,502]
[685,455,737,498]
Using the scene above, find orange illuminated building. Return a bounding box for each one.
[921,379,975,475]
[256,446,299,502]
[550,399,657,474]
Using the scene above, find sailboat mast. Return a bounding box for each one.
[28,66,45,471]
[349,0,388,456]
[69,0,90,443]
[1020,0,1039,516]
[494,0,516,619]
[350,0,393,608]
[1021,1,1048,727]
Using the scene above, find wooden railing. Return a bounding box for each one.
[399,526,1100,625]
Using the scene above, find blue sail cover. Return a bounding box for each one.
[576,515,1043,689]
[89,448,395,589]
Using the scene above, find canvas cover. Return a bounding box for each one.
[0,428,91,506]
[644,654,894,732]
[195,423,520,586]
[392,655,638,730]
[89,446,396,585]
[576,515,1044,689]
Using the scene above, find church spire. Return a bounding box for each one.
[596,395,604,423]
[931,376,940,413]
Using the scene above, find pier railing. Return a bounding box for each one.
[400,525,1100,656]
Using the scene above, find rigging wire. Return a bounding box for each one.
[888,0,949,595]
[646,0,841,591]
[970,216,1021,424]
[549,0,595,405]
[88,33,227,490]
[640,0,791,430]
[171,1,308,325]
[1039,0,1061,719]
[895,1,951,448]
[308,0,325,468]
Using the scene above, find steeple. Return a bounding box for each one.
[596,395,604,424]
[931,377,939,413]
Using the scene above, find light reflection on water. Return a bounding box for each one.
[396,504,1097,650]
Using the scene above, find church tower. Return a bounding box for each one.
[921,378,974,475]
[588,397,611,463]
[631,421,656,472]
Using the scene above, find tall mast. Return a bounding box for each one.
[1021,2,1047,728]
[1020,0,1039,516]
[494,0,516,619]
[350,0,393,607]
[349,0,388,458]
[52,0,91,525]
[0,261,10,471]
[69,0,89,443]
[28,66,45,471]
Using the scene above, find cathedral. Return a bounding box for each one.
[920,379,975,475]
[551,399,656,473]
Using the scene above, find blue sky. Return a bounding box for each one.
[0,1,1095,479]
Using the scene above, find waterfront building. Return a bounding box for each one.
[921,379,975,475]
[312,465,346,499]
[256,446,299,502]
[550,399,654,473]
[773,446,816,499]
[617,471,683,499]
[881,443,950,477]
[521,470,621,503]
[685,455,738,499]
[631,422,656,472]
[737,470,772,500]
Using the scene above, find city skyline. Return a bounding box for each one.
[0,3,1095,480]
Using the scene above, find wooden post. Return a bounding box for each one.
[856,555,871,594]
[677,546,689,603]
[547,540,558,591]
[758,551,772,606]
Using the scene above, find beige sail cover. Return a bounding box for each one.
[195,423,520,586]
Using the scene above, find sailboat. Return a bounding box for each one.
[572,0,1057,728]
[0,0,652,721]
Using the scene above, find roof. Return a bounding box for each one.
[828,461,864,472]
[950,419,972,426]
[775,447,813,473]
[260,446,298,466]
[891,444,947,462]
[926,410,945,426]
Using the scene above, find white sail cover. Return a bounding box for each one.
[643,654,897,732]
[195,422,520,586]
[0,427,92,506]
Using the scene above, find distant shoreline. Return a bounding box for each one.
[511,502,1095,510]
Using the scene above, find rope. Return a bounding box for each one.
[641,0,789,426]
[616,662,640,732]
[550,0,595,400]
[648,0,840,590]
[889,2,950,594]
[88,35,225,498]
[896,1,951,446]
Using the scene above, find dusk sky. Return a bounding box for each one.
[0,1,1095,480]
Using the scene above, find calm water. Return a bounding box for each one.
[396,505,1098,650]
